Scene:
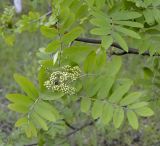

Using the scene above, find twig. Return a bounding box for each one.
[65,119,98,137]
[75,37,160,56]
[63,119,76,130]
[24,143,37,146]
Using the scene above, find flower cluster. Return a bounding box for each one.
[44,65,81,95]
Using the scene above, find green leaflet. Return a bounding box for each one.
[143,9,155,25]
[97,76,115,99]
[14,74,38,99]
[109,81,133,103]
[38,67,48,91]
[59,7,70,25]
[80,98,91,113]
[75,4,88,19]
[128,102,149,109]
[120,92,142,106]
[61,13,75,32]
[113,107,124,128]
[114,20,143,28]
[34,104,56,122]
[115,25,141,39]
[84,51,96,73]
[135,107,154,117]
[63,46,95,64]
[15,117,28,127]
[39,60,54,68]
[6,94,33,105]
[38,101,60,119]
[8,104,29,113]
[101,35,113,49]
[84,77,102,97]
[127,110,139,130]
[95,49,106,72]
[62,27,83,44]
[101,103,114,125]
[90,18,110,27]
[90,27,110,35]
[113,32,128,52]
[45,40,61,53]
[31,112,48,131]
[24,122,37,138]
[111,11,142,20]
[40,26,58,38]
[70,0,82,13]
[92,100,104,119]
[105,57,122,76]
[40,91,64,100]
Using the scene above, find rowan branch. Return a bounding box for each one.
[75,37,160,56]
[63,119,76,130]
[65,119,98,137]
[34,10,160,56]
[24,143,37,146]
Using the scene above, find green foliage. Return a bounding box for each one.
[6,74,60,138]
[1,0,159,145]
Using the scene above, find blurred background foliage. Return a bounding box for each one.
[0,0,160,146]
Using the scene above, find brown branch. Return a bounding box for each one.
[24,143,37,146]
[75,37,160,56]
[63,119,76,130]
[65,119,98,137]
